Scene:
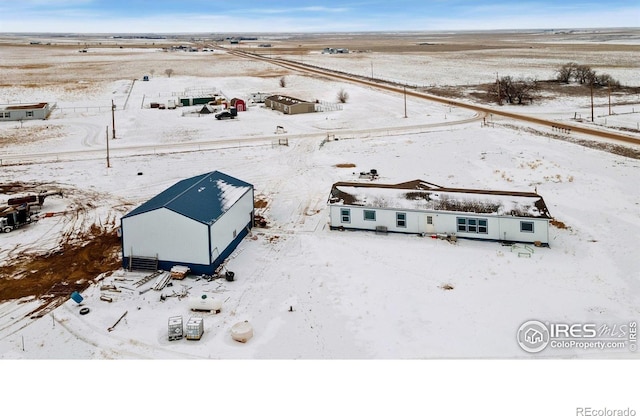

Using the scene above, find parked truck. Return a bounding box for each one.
[1,190,63,233]
[0,205,32,233]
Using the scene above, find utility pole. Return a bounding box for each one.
[590,80,594,122]
[111,99,116,139]
[496,73,501,105]
[371,61,374,79]
[404,86,407,118]
[608,80,612,115]
[106,126,110,168]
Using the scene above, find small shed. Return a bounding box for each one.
[264,95,316,115]
[0,102,52,122]
[230,98,246,112]
[121,170,254,275]
[327,179,552,245]
[249,92,270,103]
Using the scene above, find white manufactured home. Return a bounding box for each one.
[327,180,552,245]
[0,102,52,122]
[121,171,254,275]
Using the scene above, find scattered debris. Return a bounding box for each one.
[168,316,183,341]
[231,320,254,343]
[70,291,84,304]
[170,265,190,280]
[134,270,164,288]
[100,284,120,292]
[152,272,172,290]
[358,169,379,180]
[440,284,455,291]
[186,316,204,340]
[79,307,90,315]
[108,311,128,332]
[253,214,268,227]
[100,295,113,303]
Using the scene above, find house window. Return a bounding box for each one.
[427,216,433,225]
[396,212,406,228]
[363,210,376,221]
[457,217,488,234]
[478,219,488,234]
[340,208,350,223]
[521,221,534,233]
[0,112,9,118]
[26,111,34,117]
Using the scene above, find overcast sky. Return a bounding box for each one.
[0,0,638,33]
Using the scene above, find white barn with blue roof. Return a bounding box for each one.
[120,171,254,275]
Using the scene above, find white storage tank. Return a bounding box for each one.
[231,320,253,343]
[186,317,204,340]
[189,294,222,313]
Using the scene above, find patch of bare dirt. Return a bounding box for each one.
[0,125,64,148]
[550,219,570,230]
[0,182,126,312]
[254,198,268,208]
[0,224,121,303]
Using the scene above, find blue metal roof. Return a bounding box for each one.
[123,171,253,224]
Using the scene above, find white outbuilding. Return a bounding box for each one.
[328,179,552,245]
[0,102,52,122]
[121,171,254,275]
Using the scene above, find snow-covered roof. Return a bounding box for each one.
[1,102,49,110]
[328,180,551,219]
[266,95,311,105]
[123,171,253,224]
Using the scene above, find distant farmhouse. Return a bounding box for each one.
[121,171,254,275]
[264,95,316,115]
[327,180,552,245]
[0,102,52,122]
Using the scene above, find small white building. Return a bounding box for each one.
[0,102,52,122]
[327,180,552,245]
[121,171,254,275]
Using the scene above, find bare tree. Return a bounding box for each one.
[556,62,622,88]
[575,65,595,84]
[511,77,539,104]
[556,62,577,83]
[488,76,539,105]
[279,76,286,88]
[595,73,620,88]
[165,68,174,78]
[488,76,513,104]
[337,88,349,103]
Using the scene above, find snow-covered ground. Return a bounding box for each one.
[1,31,639,413]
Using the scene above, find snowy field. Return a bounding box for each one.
[0,29,639,413]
